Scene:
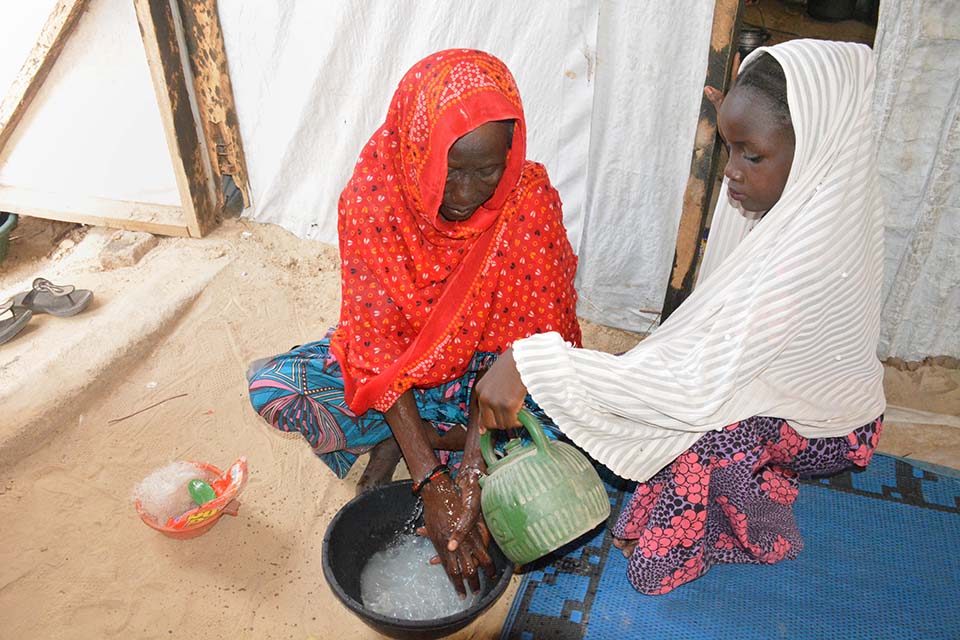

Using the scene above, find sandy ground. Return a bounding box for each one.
[0,217,957,639]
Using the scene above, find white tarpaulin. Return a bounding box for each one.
[219,0,715,332]
[219,1,604,249]
[0,1,955,359]
[575,2,713,330]
[0,0,180,208]
[873,0,960,361]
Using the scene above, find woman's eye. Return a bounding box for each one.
[479,166,502,179]
[744,154,761,164]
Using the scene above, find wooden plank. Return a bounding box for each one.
[0,0,90,155]
[661,0,744,322]
[134,0,218,238]
[0,186,191,237]
[177,0,251,208]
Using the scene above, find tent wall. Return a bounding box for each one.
[575,2,714,330]
[873,0,960,360]
[0,0,225,237]
[221,0,715,330]
[219,1,602,249]
[2,2,954,359]
[0,0,180,208]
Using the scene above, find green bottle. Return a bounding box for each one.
[479,410,610,565]
[188,479,217,506]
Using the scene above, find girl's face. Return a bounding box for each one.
[718,88,795,213]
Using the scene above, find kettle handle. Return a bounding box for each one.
[479,409,550,468]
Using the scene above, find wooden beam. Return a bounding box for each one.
[0,186,191,237]
[661,0,744,322]
[177,0,251,208]
[135,0,218,238]
[0,0,90,156]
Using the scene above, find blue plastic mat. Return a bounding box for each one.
[501,454,960,640]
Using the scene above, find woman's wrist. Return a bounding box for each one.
[413,463,449,495]
[458,465,483,483]
[383,389,440,481]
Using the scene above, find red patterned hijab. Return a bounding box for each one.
[331,49,581,413]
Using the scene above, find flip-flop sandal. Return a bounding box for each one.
[0,299,33,345]
[10,277,93,317]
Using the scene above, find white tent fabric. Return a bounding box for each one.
[219,0,716,309]
[0,0,180,208]
[220,0,606,250]
[574,3,714,331]
[872,0,960,361]
[0,1,954,360]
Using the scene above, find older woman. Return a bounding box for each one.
[248,49,581,593]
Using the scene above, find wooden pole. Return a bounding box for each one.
[135,0,218,237]
[0,0,90,156]
[661,0,744,322]
[176,0,251,208]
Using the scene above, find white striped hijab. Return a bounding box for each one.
[513,39,886,482]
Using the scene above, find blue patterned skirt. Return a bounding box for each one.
[247,331,558,478]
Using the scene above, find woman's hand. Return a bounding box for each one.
[474,347,527,433]
[384,390,491,593]
[418,473,494,596]
[449,379,488,555]
[447,471,491,594]
[449,465,484,553]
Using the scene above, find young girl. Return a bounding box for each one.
[475,39,885,593]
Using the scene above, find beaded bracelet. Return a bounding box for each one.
[412,464,449,495]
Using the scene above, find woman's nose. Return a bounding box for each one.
[447,177,480,206]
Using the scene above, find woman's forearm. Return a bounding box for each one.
[384,389,440,482]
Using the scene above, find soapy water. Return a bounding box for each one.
[133,461,217,525]
[360,534,488,620]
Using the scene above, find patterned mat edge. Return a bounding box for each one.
[498,453,960,639]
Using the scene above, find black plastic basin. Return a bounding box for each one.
[322,480,514,639]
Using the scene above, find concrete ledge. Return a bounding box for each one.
[0,229,231,469]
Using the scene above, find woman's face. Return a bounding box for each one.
[440,121,513,222]
[718,88,795,213]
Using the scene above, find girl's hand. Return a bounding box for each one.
[704,85,726,112]
[475,347,527,433]
[704,51,742,113]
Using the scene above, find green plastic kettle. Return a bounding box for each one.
[479,410,610,565]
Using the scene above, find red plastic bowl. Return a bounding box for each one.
[135,458,247,540]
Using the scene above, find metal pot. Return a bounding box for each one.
[739,26,771,58]
[808,0,857,21]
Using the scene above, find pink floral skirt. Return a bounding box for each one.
[612,415,883,594]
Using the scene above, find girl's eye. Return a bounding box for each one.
[744,154,761,164]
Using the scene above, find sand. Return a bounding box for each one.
[0,216,957,639]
